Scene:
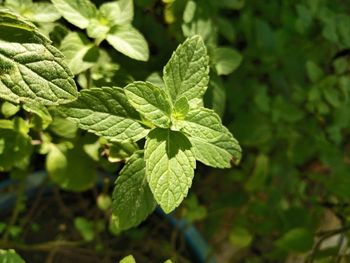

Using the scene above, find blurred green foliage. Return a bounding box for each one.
[2,0,350,262]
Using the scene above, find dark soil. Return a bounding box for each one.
[0,181,194,263]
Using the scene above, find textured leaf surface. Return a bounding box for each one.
[0,12,78,105]
[125,81,172,128]
[163,35,209,105]
[112,151,156,231]
[58,87,149,142]
[177,108,242,168]
[106,25,149,61]
[145,128,195,213]
[51,0,97,29]
[100,0,133,26]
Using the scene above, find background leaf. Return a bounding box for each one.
[212,47,242,76]
[46,141,97,191]
[60,32,99,75]
[106,25,149,61]
[51,0,97,29]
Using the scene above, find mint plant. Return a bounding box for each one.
[59,35,241,229]
[50,0,149,61]
[0,7,241,233]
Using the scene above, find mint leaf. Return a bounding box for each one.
[100,0,133,26]
[106,25,149,61]
[212,47,242,76]
[0,10,78,105]
[46,142,97,191]
[119,255,136,263]
[0,118,32,171]
[86,18,109,39]
[51,0,97,29]
[58,87,149,142]
[23,103,52,128]
[124,81,172,128]
[172,96,189,120]
[1,101,20,118]
[74,217,94,241]
[5,0,32,10]
[28,3,61,23]
[108,141,138,163]
[60,32,99,75]
[189,131,241,168]
[112,151,156,231]
[177,108,241,168]
[0,249,25,263]
[145,128,196,213]
[163,35,209,106]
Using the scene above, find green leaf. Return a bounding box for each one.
[1,101,20,118]
[46,142,97,191]
[119,255,136,263]
[306,60,323,83]
[124,81,172,128]
[276,228,314,252]
[245,154,269,191]
[23,103,52,128]
[0,249,25,263]
[163,35,209,106]
[27,3,61,23]
[172,96,189,120]
[183,0,196,23]
[86,18,109,39]
[4,0,32,10]
[49,116,78,139]
[51,0,97,29]
[108,141,138,162]
[74,217,94,241]
[208,77,226,117]
[145,128,196,213]
[229,227,253,248]
[112,151,156,231]
[106,25,149,61]
[0,118,32,171]
[5,0,61,23]
[212,47,242,76]
[100,0,134,26]
[60,32,99,75]
[0,10,78,105]
[146,72,165,89]
[58,87,149,142]
[175,108,241,167]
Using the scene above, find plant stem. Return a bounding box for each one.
[0,240,86,251]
